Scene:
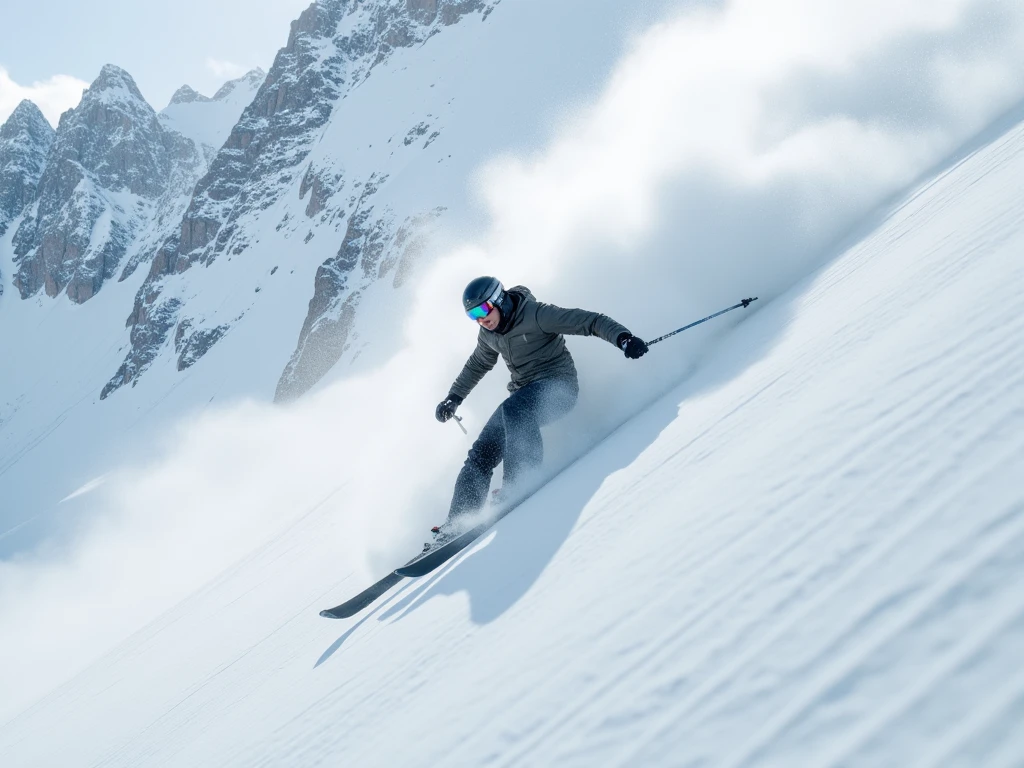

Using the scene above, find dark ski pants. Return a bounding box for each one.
[447,376,579,521]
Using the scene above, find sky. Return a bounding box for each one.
[0,0,311,125]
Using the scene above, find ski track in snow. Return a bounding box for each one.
[3,79,1024,768]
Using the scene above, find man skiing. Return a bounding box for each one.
[432,276,649,542]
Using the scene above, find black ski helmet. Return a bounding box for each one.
[462,276,504,312]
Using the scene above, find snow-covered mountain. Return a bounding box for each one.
[108,0,501,400]
[0,101,53,242]
[160,69,267,162]
[6,64,264,305]
[0,100,54,296]
[11,64,182,302]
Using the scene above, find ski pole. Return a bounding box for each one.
[647,297,758,346]
[452,415,468,435]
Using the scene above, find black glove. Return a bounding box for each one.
[435,393,464,422]
[618,333,649,359]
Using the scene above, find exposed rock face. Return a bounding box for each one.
[99,291,184,399]
[273,0,499,401]
[174,318,231,371]
[115,69,268,283]
[0,101,54,240]
[274,197,444,402]
[299,164,342,219]
[11,65,178,302]
[174,2,348,267]
[106,0,500,400]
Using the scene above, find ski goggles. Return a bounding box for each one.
[467,299,497,320]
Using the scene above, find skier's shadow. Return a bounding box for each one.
[378,395,680,626]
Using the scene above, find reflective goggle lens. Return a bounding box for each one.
[467,300,495,320]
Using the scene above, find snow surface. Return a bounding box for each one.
[159,70,265,158]
[1,77,1023,767]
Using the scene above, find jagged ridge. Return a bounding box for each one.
[10,65,188,303]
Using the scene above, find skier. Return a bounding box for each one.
[432,276,649,542]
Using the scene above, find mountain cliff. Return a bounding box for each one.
[105,0,500,399]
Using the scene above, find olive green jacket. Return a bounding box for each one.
[449,286,630,399]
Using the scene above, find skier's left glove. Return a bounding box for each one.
[435,393,464,423]
[617,333,649,360]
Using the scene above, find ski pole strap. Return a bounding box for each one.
[647,297,758,346]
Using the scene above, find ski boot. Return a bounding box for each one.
[422,521,460,553]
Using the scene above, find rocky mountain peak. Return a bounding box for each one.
[10,64,179,303]
[50,63,168,197]
[1,100,53,140]
[212,68,266,102]
[168,85,212,107]
[0,101,54,233]
[0,100,54,238]
[285,0,341,50]
[91,63,147,100]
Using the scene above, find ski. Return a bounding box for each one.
[395,499,522,578]
[319,549,426,619]
[320,492,528,617]
[319,571,405,619]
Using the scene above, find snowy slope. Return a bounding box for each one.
[159,69,266,160]
[2,89,1022,766]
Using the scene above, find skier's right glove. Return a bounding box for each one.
[617,333,649,359]
[435,393,464,423]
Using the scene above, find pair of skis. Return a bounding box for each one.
[319,500,521,619]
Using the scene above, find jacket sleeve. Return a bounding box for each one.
[534,302,631,346]
[449,333,500,400]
